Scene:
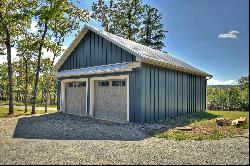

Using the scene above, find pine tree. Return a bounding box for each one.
[139,5,167,50]
[111,0,144,40]
[92,0,114,32]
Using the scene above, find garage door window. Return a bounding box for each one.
[78,82,86,87]
[98,81,109,87]
[112,80,126,86]
[68,82,77,87]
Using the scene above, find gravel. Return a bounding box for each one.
[0,113,249,165]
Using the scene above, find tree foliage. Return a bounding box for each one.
[207,76,249,111]
[92,0,167,50]
[0,0,89,115]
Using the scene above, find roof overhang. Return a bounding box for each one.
[55,62,141,78]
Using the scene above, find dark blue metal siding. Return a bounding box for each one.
[137,63,207,122]
[58,31,135,72]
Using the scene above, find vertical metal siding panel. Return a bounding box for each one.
[177,72,182,115]
[174,71,178,116]
[196,76,199,112]
[107,41,112,64]
[140,65,146,123]
[154,67,159,121]
[91,32,95,66]
[199,77,201,111]
[135,68,142,122]
[98,36,102,66]
[111,44,117,64]
[191,75,195,113]
[102,38,107,65]
[121,49,126,62]
[159,68,165,120]
[145,65,151,122]
[70,52,74,69]
[203,77,205,111]
[180,73,184,115]
[79,41,83,68]
[190,75,193,113]
[150,66,155,121]
[183,74,188,115]
[129,72,135,121]
[201,77,203,111]
[165,70,169,118]
[183,74,188,114]
[86,32,91,66]
[117,47,122,63]
[169,71,173,117]
[77,45,80,68]
[74,47,77,68]
[193,75,196,113]
[94,33,99,66]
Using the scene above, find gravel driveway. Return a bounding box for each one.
[0,113,249,165]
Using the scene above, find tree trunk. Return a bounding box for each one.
[31,23,48,114]
[24,58,28,113]
[6,35,14,115]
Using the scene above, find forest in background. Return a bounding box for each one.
[207,76,249,111]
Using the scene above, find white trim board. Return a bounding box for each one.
[60,78,88,116]
[89,75,130,122]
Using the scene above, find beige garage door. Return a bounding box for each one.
[94,79,127,122]
[65,81,87,116]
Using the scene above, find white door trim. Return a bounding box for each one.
[90,75,130,122]
[60,78,88,115]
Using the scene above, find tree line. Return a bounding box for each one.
[0,0,167,115]
[207,76,249,111]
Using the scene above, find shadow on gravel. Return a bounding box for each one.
[12,112,150,141]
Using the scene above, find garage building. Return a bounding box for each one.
[53,25,212,123]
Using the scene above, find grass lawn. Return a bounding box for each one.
[0,107,57,118]
[156,111,249,141]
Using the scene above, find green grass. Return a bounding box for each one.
[0,107,57,118]
[156,111,249,141]
[0,100,57,108]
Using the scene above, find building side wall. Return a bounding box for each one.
[136,63,207,123]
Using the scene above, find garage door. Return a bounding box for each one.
[94,79,127,122]
[65,81,87,116]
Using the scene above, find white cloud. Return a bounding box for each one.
[218,30,239,39]
[207,79,237,85]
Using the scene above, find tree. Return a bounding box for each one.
[30,0,89,114]
[111,0,144,40]
[16,38,34,113]
[91,0,167,48]
[0,0,35,115]
[139,4,167,50]
[92,0,114,31]
[92,0,144,41]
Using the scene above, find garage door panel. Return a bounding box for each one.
[94,79,127,122]
[65,82,86,116]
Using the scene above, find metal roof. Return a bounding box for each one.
[53,24,212,77]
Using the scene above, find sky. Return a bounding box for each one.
[0,0,249,85]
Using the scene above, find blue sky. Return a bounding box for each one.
[73,0,249,85]
[1,0,248,85]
